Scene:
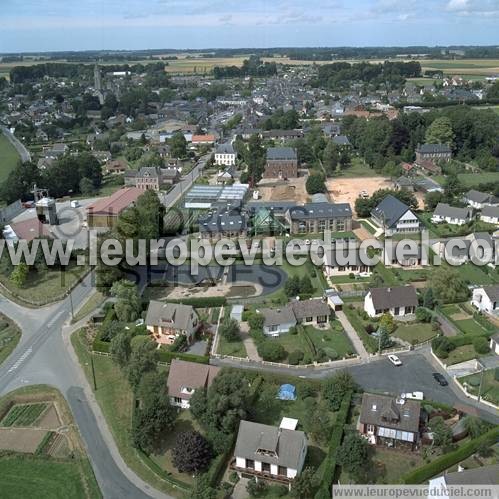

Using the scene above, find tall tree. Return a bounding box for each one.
[425,117,455,146]
[172,431,213,473]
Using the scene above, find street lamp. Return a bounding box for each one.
[67,289,74,320]
[477,361,485,402]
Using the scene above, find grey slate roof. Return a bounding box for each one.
[288,202,352,220]
[465,189,498,204]
[145,301,198,330]
[198,210,246,233]
[332,135,351,146]
[216,142,235,155]
[266,147,297,161]
[433,203,472,221]
[360,393,420,433]
[482,205,499,218]
[482,285,499,303]
[444,464,499,486]
[371,195,414,228]
[290,299,331,320]
[416,143,452,154]
[234,420,307,470]
[260,306,297,327]
[369,286,418,310]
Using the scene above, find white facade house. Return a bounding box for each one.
[233,420,307,483]
[215,142,236,166]
[364,286,418,318]
[431,203,473,226]
[371,195,420,237]
[464,190,499,210]
[489,333,499,355]
[471,285,499,315]
[480,205,499,225]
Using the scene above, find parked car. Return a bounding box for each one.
[388,354,402,366]
[402,391,424,400]
[432,373,448,386]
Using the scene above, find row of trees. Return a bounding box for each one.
[0,153,103,203]
[341,105,499,170]
[213,56,277,79]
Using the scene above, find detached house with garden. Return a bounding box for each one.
[364,286,418,318]
[232,419,308,484]
[371,195,420,236]
[358,393,421,449]
[145,301,199,345]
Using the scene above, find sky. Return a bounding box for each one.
[1,0,499,53]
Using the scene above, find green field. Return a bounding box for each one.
[1,403,48,427]
[0,455,101,499]
[433,172,499,188]
[0,133,20,184]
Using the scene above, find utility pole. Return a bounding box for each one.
[68,289,74,320]
[90,355,97,391]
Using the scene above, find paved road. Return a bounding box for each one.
[1,126,31,163]
[159,153,211,208]
[0,273,170,499]
[213,347,499,425]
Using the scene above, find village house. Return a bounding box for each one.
[464,189,499,210]
[233,419,308,483]
[198,209,247,241]
[214,142,236,166]
[471,285,499,316]
[286,202,353,234]
[429,464,499,490]
[104,159,128,175]
[323,246,373,277]
[431,203,473,226]
[415,143,452,163]
[166,360,220,409]
[480,205,499,225]
[364,285,418,318]
[145,301,199,345]
[124,166,179,191]
[260,299,331,336]
[263,147,298,179]
[358,393,421,449]
[371,195,420,236]
[489,333,499,355]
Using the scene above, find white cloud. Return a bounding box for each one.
[446,0,469,11]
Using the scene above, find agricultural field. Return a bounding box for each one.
[0,386,101,499]
[0,133,20,184]
[433,171,499,189]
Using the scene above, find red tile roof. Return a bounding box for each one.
[11,218,53,242]
[191,134,215,143]
[86,187,142,216]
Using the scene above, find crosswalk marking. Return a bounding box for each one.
[7,347,33,373]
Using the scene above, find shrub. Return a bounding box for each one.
[323,347,339,360]
[365,324,375,334]
[416,307,432,323]
[472,337,490,355]
[168,296,226,307]
[288,350,305,365]
[257,341,287,362]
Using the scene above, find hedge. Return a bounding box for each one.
[343,307,378,353]
[402,426,499,484]
[156,350,209,364]
[206,433,236,487]
[314,391,352,498]
[166,296,227,308]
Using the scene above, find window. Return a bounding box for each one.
[246,459,255,469]
[306,317,313,322]
[367,424,375,433]
[262,462,271,473]
[337,220,345,231]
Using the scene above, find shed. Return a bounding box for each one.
[277,384,297,401]
[231,305,244,322]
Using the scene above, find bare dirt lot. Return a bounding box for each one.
[0,427,46,453]
[326,177,392,215]
[257,176,310,204]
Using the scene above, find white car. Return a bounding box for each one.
[402,391,424,401]
[388,354,402,366]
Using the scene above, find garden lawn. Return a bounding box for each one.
[217,334,247,357]
[458,263,498,285]
[459,370,499,407]
[433,172,499,189]
[394,323,437,344]
[305,323,355,358]
[0,455,101,499]
[72,292,106,323]
[446,345,477,365]
[0,264,88,306]
[372,448,423,484]
[0,134,20,184]
[453,318,490,336]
